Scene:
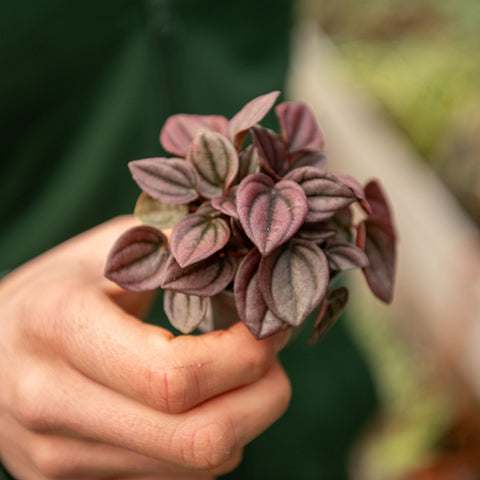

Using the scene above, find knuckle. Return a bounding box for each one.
[12,371,54,432]
[241,344,271,383]
[31,439,73,478]
[157,365,193,413]
[182,418,236,470]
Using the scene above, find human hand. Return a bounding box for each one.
[0,216,292,480]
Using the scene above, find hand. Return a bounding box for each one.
[0,216,292,480]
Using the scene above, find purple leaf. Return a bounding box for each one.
[236,174,308,255]
[324,241,369,271]
[288,151,327,171]
[134,192,187,229]
[161,250,237,297]
[275,101,324,153]
[259,239,329,326]
[187,130,239,198]
[296,222,337,243]
[170,211,230,268]
[105,226,169,291]
[211,196,238,218]
[236,144,260,183]
[160,114,228,157]
[129,157,198,205]
[285,167,356,222]
[250,127,289,179]
[309,287,349,344]
[336,174,372,214]
[234,249,289,339]
[228,91,280,149]
[163,291,209,334]
[357,180,396,303]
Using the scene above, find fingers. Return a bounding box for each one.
[42,285,291,414]
[10,357,290,472]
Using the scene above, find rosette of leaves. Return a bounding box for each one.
[105,91,396,342]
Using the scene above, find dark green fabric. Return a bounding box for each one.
[0,2,377,478]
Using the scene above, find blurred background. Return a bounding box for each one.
[291,0,480,478]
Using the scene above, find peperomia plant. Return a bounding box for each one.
[105,91,397,342]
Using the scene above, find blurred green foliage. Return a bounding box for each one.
[300,0,480,222]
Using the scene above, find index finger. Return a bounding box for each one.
[55,288,291,414]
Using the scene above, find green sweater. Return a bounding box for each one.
[0,1,376,478]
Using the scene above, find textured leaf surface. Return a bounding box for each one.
[236,144,260,183]
[336,174,372,214]
[309,287,349,344]
[325,241,369,271]
[236,174,308,255]
[129,158,198,205]
[105,226,168,291]
[275,102,324,153]
[259,239,329,326]
[228,91,280,148]
[297,222,337,243]
[161,251,237,297]
[357,180,396,303]
[250,127,288,179]
[134,192,187,229]
[170,212,230,267]
[187,130,239,198]
[163,291,208,334]
[289,151,327,171]
[234,249,288,339]
[160,114,228,157]
[285,167,356,222]
[211,196,238,218]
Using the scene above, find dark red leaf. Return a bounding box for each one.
[236,174,308,255]
[234,249,288,339]
[236,144,260,183]
[250,126,288,179]
[163,291,209,333]
[357,180,396,303]
[296,222,337,243]
[336,174,372,214]
[309,287,349,344]
[128,157,198,205]
[228,91,280,149]
[275,101,324,153]
[187,130,239,198]
[325,241,369,271]
[105,226,169,291]
[161,250,237,297]
[285,167,356,222]
[160,114,228,157]
[288,151,327,171]
[170,212,230,268]
[211,196,238,218]
[259,239,329,326]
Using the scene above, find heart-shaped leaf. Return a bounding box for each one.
[250,127,289,179]
[285,167,356,222]
[134,192,187,229]
[129,157,198,205]
[288,151,327,171]
[275,101,324,153]
[170,211,230,268]
[296,222,337,243]
[228,91,280,149]
[336,174,372,214]
[160,114,228,157]
[187,130,239,198]
[105,226,169,291]
[163,291,209,334]
[325,241,369,271]
[357,180,396,303]
[309,287,349,344]
[236,173,308,255]
[161,250,237,297]
[234,249,289,339]
[236,144,260,183]
[259,239,329,326]
[211,196,238,218]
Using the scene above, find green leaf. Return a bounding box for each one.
[134,192,187,229]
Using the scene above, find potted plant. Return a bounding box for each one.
[105,91,396,343]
